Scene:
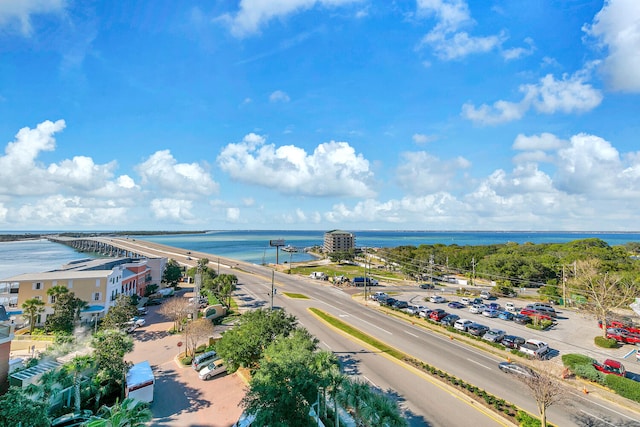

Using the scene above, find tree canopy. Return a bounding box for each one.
[0,387,51,427]
[162,259,183,286]
[215,308,298,372]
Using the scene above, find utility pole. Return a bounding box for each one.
[364,248,368,302]
[471,257,476,286]
[270,270,275,310]
[562,265,567,307]
[429,254,434,285]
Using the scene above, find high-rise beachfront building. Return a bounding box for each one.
[323,230,355,253]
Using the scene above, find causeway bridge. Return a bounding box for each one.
[47,235,150,258]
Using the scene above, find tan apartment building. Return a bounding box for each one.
[0,257,166,328]
[323,230,355,253]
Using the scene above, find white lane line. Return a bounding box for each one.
[571,391,639,422]
[362,376,378,388]
[322,303,392,335]
[321,341,332,350]
[578,409,617,427]
[404,331,419,338]
[466,358,492,370]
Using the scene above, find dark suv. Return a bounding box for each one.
[467,323,490,336]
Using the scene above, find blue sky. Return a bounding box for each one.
[0,0,639,231]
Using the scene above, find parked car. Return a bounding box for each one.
[137,307,148,316]
[199,359,228,380]
[448,301,465,309]
[498,362,535,378]
[501,335,525,349]
[418,308,434,318]
[505,302,517,312]
[381,297,397,307]
[482,328,506,343]
[454,319,473,332]
[514,314,533,325]
[429,309,448,321]
[440,314,460,327]
[460,297,471,306]
[192,351,219,371]
[405,305,425,315]
[593,359,626,377]
[430,295,447,303]
[487,302,501,310]
[520,309,553,322]
[472,298,484,305]
[467,323,490,336]
[519,339,550,358]
[392,300,409,309]
[480,290,492,299]
[130,317,145,327]
[371,291,388,301]
[605,328,640,344]
[51,410,93,427]
[498,311,514,321]
[482,308,499,318]
[469,304,486,314]
[419,283,435,289]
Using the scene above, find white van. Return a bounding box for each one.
[505,302,517,312]
[454,319,473,332]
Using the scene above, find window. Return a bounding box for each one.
[93,292,101,301]
[32,282,42,290]
[50,295,56,304]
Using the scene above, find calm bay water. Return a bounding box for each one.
[2,231,640,280]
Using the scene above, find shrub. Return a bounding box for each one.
[572,364,606,385]
[195,344,207,353]
[516,410,551,427]
[594,336,618,348]
[562,353,594,370]
[604,375,640,403]
[181,356,193,365]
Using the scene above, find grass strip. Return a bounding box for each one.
[283,292,310,299]
[309,308,407,360]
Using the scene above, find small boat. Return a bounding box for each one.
[282,245,298,252]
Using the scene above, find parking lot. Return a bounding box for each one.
[370,285,640,368]
[127,295,246,427]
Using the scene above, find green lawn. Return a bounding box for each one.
[283,292,310,299]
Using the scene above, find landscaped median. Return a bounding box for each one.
[309,307,553,427]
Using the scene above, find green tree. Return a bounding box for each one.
[213,274,238,307]
[143,284,158,297]
[242,328,331,426]
[85,397,153,427]
[45,290,84,334]
[215,308,298,372]
[91,329,134,401]
[22,297,45,334]
[0,387,51,427]
[162,259,182,287]
[65,355,94,413]
[24,366,71,405]
[101,295,138,331]
[337,378,406,427]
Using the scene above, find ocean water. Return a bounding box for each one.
[0,239,91,280]
[137,230,640,266]
[2,231,640,279]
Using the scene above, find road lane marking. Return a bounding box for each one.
[362,376,378,388]
[570,391,639,422]
[466,358,492,370]
[404,331,418,338]
[321,341,332,350]
[579,409,617,427]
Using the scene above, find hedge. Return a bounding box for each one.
[594,336,618,348]
[572,364,605,385]
[561,353,593,370]
[604,375,640,402]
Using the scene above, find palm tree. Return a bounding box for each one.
[84,397,152,427]
[65,355,93,413]
[47,285,69,302]
[22,297,45,334]
[24,367,70,405]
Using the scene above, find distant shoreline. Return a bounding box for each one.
[0,231,208,243]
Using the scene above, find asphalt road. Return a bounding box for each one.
[102,238,640,427]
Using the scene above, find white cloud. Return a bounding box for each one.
[0,0,65,35]
[395,151,470,194]
[502,37,535,61]
[412,133,436,144]
[136,150,219,197]
[462,71,603,125]
[513,133,564,151]
[416,0,506,60]
[584,0,640,92]
[150,198,195,222]
[219,0,361,38]
[217,133,376,197]
[269,90,290,103]
[226,207,241,222]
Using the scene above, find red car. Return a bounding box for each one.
[430,309,448,321]
[605,328,640,344]
[519,308,552,321]
[593,359,626,377]
[599,319,640,334]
